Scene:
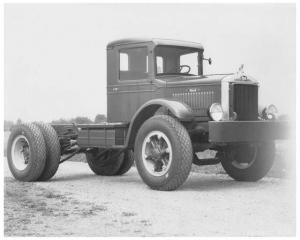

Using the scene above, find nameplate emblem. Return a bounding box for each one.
[188,88,197,93]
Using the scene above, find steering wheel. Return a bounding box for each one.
[180,65,191,74]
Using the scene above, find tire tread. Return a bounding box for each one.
[135,115,193,191]
[7,123,46,181]
[34,122,61,181]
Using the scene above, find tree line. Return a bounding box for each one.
[4,114,107,131]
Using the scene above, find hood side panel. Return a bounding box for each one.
[166,84,221,118]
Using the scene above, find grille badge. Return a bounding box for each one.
[188,88,197,93]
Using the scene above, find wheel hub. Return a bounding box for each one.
[142,131,172,176]
[11,135,30,171]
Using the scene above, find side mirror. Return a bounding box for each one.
[203,57,212,65]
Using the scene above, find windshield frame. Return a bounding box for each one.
[154,45,203,77]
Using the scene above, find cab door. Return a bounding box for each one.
[107,44,156,123]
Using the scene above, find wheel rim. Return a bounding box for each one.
[11,135,30,171]
[231,144,258,169]
[142,131,172,176]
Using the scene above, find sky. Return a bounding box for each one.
[4,3,296,122]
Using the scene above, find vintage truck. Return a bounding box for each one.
[7,38,288,191]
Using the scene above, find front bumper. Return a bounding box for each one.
[209,120,289,143]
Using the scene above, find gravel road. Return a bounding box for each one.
[4,159,295,237]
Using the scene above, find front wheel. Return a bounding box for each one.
[134,115,193,191]
[220,142,275,181]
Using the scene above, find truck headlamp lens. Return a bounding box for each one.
[262,104,278,120]
[209,103,223,121]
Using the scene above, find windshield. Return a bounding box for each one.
[155,45,203,76]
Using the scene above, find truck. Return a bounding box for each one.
[7,38,289,191]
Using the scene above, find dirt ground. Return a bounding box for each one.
[4,158,295,237]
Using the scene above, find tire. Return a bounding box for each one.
[86,148,123,176]
[220,142,275,181]
[7,123,46,181]
[134,115,193,191]
[115,150,134,175]
[34,122,61,181]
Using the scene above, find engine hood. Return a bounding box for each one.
[161,74,229,87]
[155,73,259,87]
[157,73,259,120]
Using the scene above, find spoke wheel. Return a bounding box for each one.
[142,131,172,176]
[134,115,193,191]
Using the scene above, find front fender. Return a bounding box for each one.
[125,99,193,148]
[142,98,194,121]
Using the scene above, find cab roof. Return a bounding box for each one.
[107,38,204,50]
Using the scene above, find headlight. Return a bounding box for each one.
[262,104,278,120]
[209,103,223,121]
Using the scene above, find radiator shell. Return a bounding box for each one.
[230,83,258,121]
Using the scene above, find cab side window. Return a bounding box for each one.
[156,56,164,74]
[119,47,149,80]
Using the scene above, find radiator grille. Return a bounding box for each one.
[232,84,258,120]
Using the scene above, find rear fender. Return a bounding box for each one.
[125,98,193,148]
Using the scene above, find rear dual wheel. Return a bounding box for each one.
[86,149,134,176]
[7,123,46,181]
[34,122,61,181]
[7,123,61,182]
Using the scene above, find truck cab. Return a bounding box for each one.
[107,38,208,122]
